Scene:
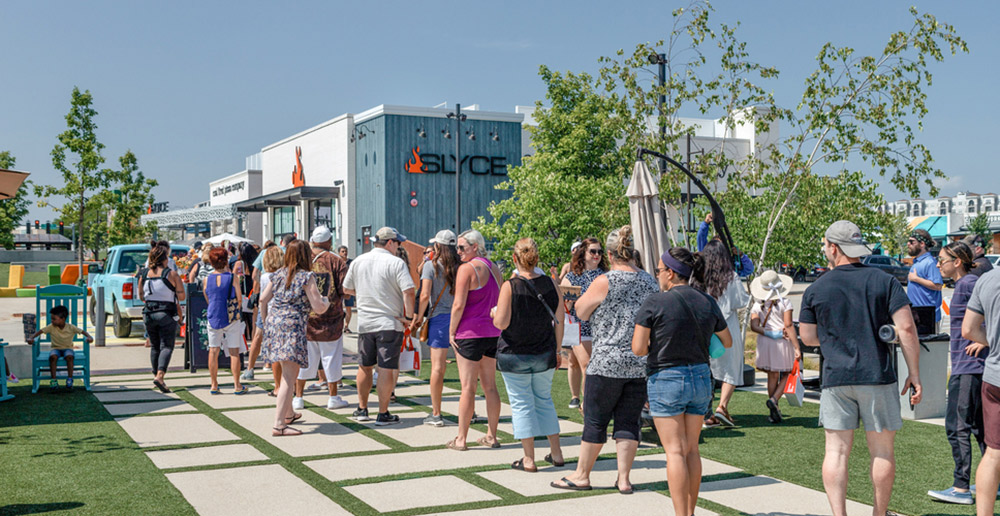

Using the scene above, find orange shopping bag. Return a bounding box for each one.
[399,329,421,373]
[783,360,804,407]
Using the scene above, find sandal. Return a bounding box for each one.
[272,426,302,437]
[267,390,277,397]
[445,438,468,451]
[615,480,635,495]
[550,477,592,491]
[285,412,303,424]
[476,435,501,449]
[152,379,170,393]
[511,459,537,473]
[209,388,221,395]
[234,386,249,395]
[544,453,565,467]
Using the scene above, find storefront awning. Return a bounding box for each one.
[235,186,340,212]
[908,215,948,240]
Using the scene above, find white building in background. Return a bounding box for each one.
[880,191,1000,250]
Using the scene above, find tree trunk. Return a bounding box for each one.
[78,195,85,286]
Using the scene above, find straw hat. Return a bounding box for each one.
[749,270,794,301]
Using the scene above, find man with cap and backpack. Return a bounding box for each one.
[342,227,416,425]
[799,220,923,516]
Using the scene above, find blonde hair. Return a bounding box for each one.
[606,225,635,263]
[459,229,487,257]
[262,246,284,273]
[200,243,215,264]
[513,238,539,269]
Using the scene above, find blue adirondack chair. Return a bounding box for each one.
[31,285,90,393]
[0,338,13,402]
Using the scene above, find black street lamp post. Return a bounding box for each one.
[445,104,467,233]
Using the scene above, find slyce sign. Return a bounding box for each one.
[404,147,507,175]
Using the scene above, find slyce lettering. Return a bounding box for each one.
[405,149,506,176]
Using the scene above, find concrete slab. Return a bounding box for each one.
[104,400,193,416]
[357,410,484,448]
[223,408,388,457]
[300,389,412,415]
[188,386,273,410]
[408,394,512,418]
[699,475,872,516]
[96,375,222,390]
[426,490,715,516]
[166,464,352,516]
[478,456,740,497]
[496,418,584,437]
[386,382,459,397]
[92,373,160,383]
[343,475,499,513]
[93,389,179,402]
[305,436,649,482]
[116,413,238,448]
[146,443,269,469]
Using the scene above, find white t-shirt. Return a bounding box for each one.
[751,297,792,334]
[343,248,415,333]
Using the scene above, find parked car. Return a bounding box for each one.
[986,254,1000,267]
[860,254,909,285]
[778,263,828,282]
[88,244,189,338]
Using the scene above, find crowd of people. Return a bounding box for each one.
[114,216,1000,516]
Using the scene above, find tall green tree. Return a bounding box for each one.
[105,150,158,246]
[0,151,32,250]
[967,211,992,244]
[36,87,113,275]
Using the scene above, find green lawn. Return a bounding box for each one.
[0,262,50,288]
[0,362,991,516]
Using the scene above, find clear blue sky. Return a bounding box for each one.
[2,0,995,222]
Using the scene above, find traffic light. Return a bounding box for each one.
[34,220,39,230]
[58,221,64,235]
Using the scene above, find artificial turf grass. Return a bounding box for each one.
[0,384,196,516]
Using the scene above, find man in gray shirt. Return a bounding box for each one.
[962,268,1000,513]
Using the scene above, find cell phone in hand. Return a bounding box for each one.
[909,386,916,410]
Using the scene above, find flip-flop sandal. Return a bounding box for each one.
[209,388,221,395]
[267,390,277,397]
[614,481,635,495]
[152,380,170,393]
[285,412,303,424]
[477,436,501,449]
[550,477,591,491]
[272,426,302,437]
[511,459,537,473]
[234,386,249,395]
[445,438,468,451]
[544,453,565,467]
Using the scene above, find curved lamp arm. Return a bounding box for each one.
[636,147,735,260]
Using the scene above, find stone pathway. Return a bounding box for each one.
[94,369,878,516]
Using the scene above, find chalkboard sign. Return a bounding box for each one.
[185,283,242,372]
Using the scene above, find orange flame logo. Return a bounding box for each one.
[405,147,424,174]
[292,146,305,187]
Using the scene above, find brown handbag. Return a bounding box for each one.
[419,285,446,342]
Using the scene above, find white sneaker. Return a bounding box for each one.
[262,366,271,373]
[306,382,327,391]
[327,395,349,409]
[292,396,304,410]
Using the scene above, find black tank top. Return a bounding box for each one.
[498,276,558,361]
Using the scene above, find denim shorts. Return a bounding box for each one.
[426,313,450,349]
[49,348,75,359]
[647,363,713,417]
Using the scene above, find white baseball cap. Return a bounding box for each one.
[429,229,456,246]
[310,226,333,243]
[375,226,407,242]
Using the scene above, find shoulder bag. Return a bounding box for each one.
[419,284,446,342]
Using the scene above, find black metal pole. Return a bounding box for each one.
[455,103,462,233]
[687,133,693,249]
[657,56,667,180]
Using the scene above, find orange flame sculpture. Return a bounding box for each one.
[292,146,305,187]
[405,147,424,174]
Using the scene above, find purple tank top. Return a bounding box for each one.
[456,257,501,339]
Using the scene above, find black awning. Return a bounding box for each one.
[235,186,340,212]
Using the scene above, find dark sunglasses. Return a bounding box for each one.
[456,245,468,252]
[588,249,603,255]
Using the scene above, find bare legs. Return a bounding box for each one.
[357,364,397,413]
[453,355,500,445]
[976,447,1000,516]
[765,371,789,402]
[209,348,242,391]
[248,328,262,371]
[273,361,301,435]
[571,340,592,409]
[49,355,74,380]
[567,351,581,400]
[519,434,564,471]
[823,429,896,516]
[654,414,705,516]
[429,348,448,416]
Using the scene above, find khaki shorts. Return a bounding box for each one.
[819,383,902,432]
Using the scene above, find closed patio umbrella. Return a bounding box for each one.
[0,169,30,199]
[627,160,671,277]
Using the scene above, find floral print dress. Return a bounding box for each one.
[566,268,605,339]
[263,267,313,368]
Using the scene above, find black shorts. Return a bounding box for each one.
[582,374,646,444]
[455,337,498,361]
[358,330,403,369]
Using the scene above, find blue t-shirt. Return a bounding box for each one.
[907,252,943,320]
[800,263,910,388]
[949,274,985,375]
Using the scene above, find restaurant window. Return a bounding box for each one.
[308,199,335,239]
[272,207,296,240]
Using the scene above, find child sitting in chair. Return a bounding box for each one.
[27,305,93,390]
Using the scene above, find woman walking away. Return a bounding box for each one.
[560,237,608,410]
[550,225,658,493]
[260,240,330,436]
[447,229,503,450]
[138,245,185,393]
[203,247,246,395]
[749,270,799,423]
[411,230,459,427]
[233,242,258,342]
[691,239,750,427]
[256,246,284,395]
[928,241,986,505]
[493,238,566,472]
[632,247,732,516]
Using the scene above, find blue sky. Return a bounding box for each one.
[2,0,995,221]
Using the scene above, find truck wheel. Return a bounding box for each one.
[89,296,109,328]
[113,304,131,338]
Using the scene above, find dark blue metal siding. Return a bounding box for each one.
[353,116,386,253]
